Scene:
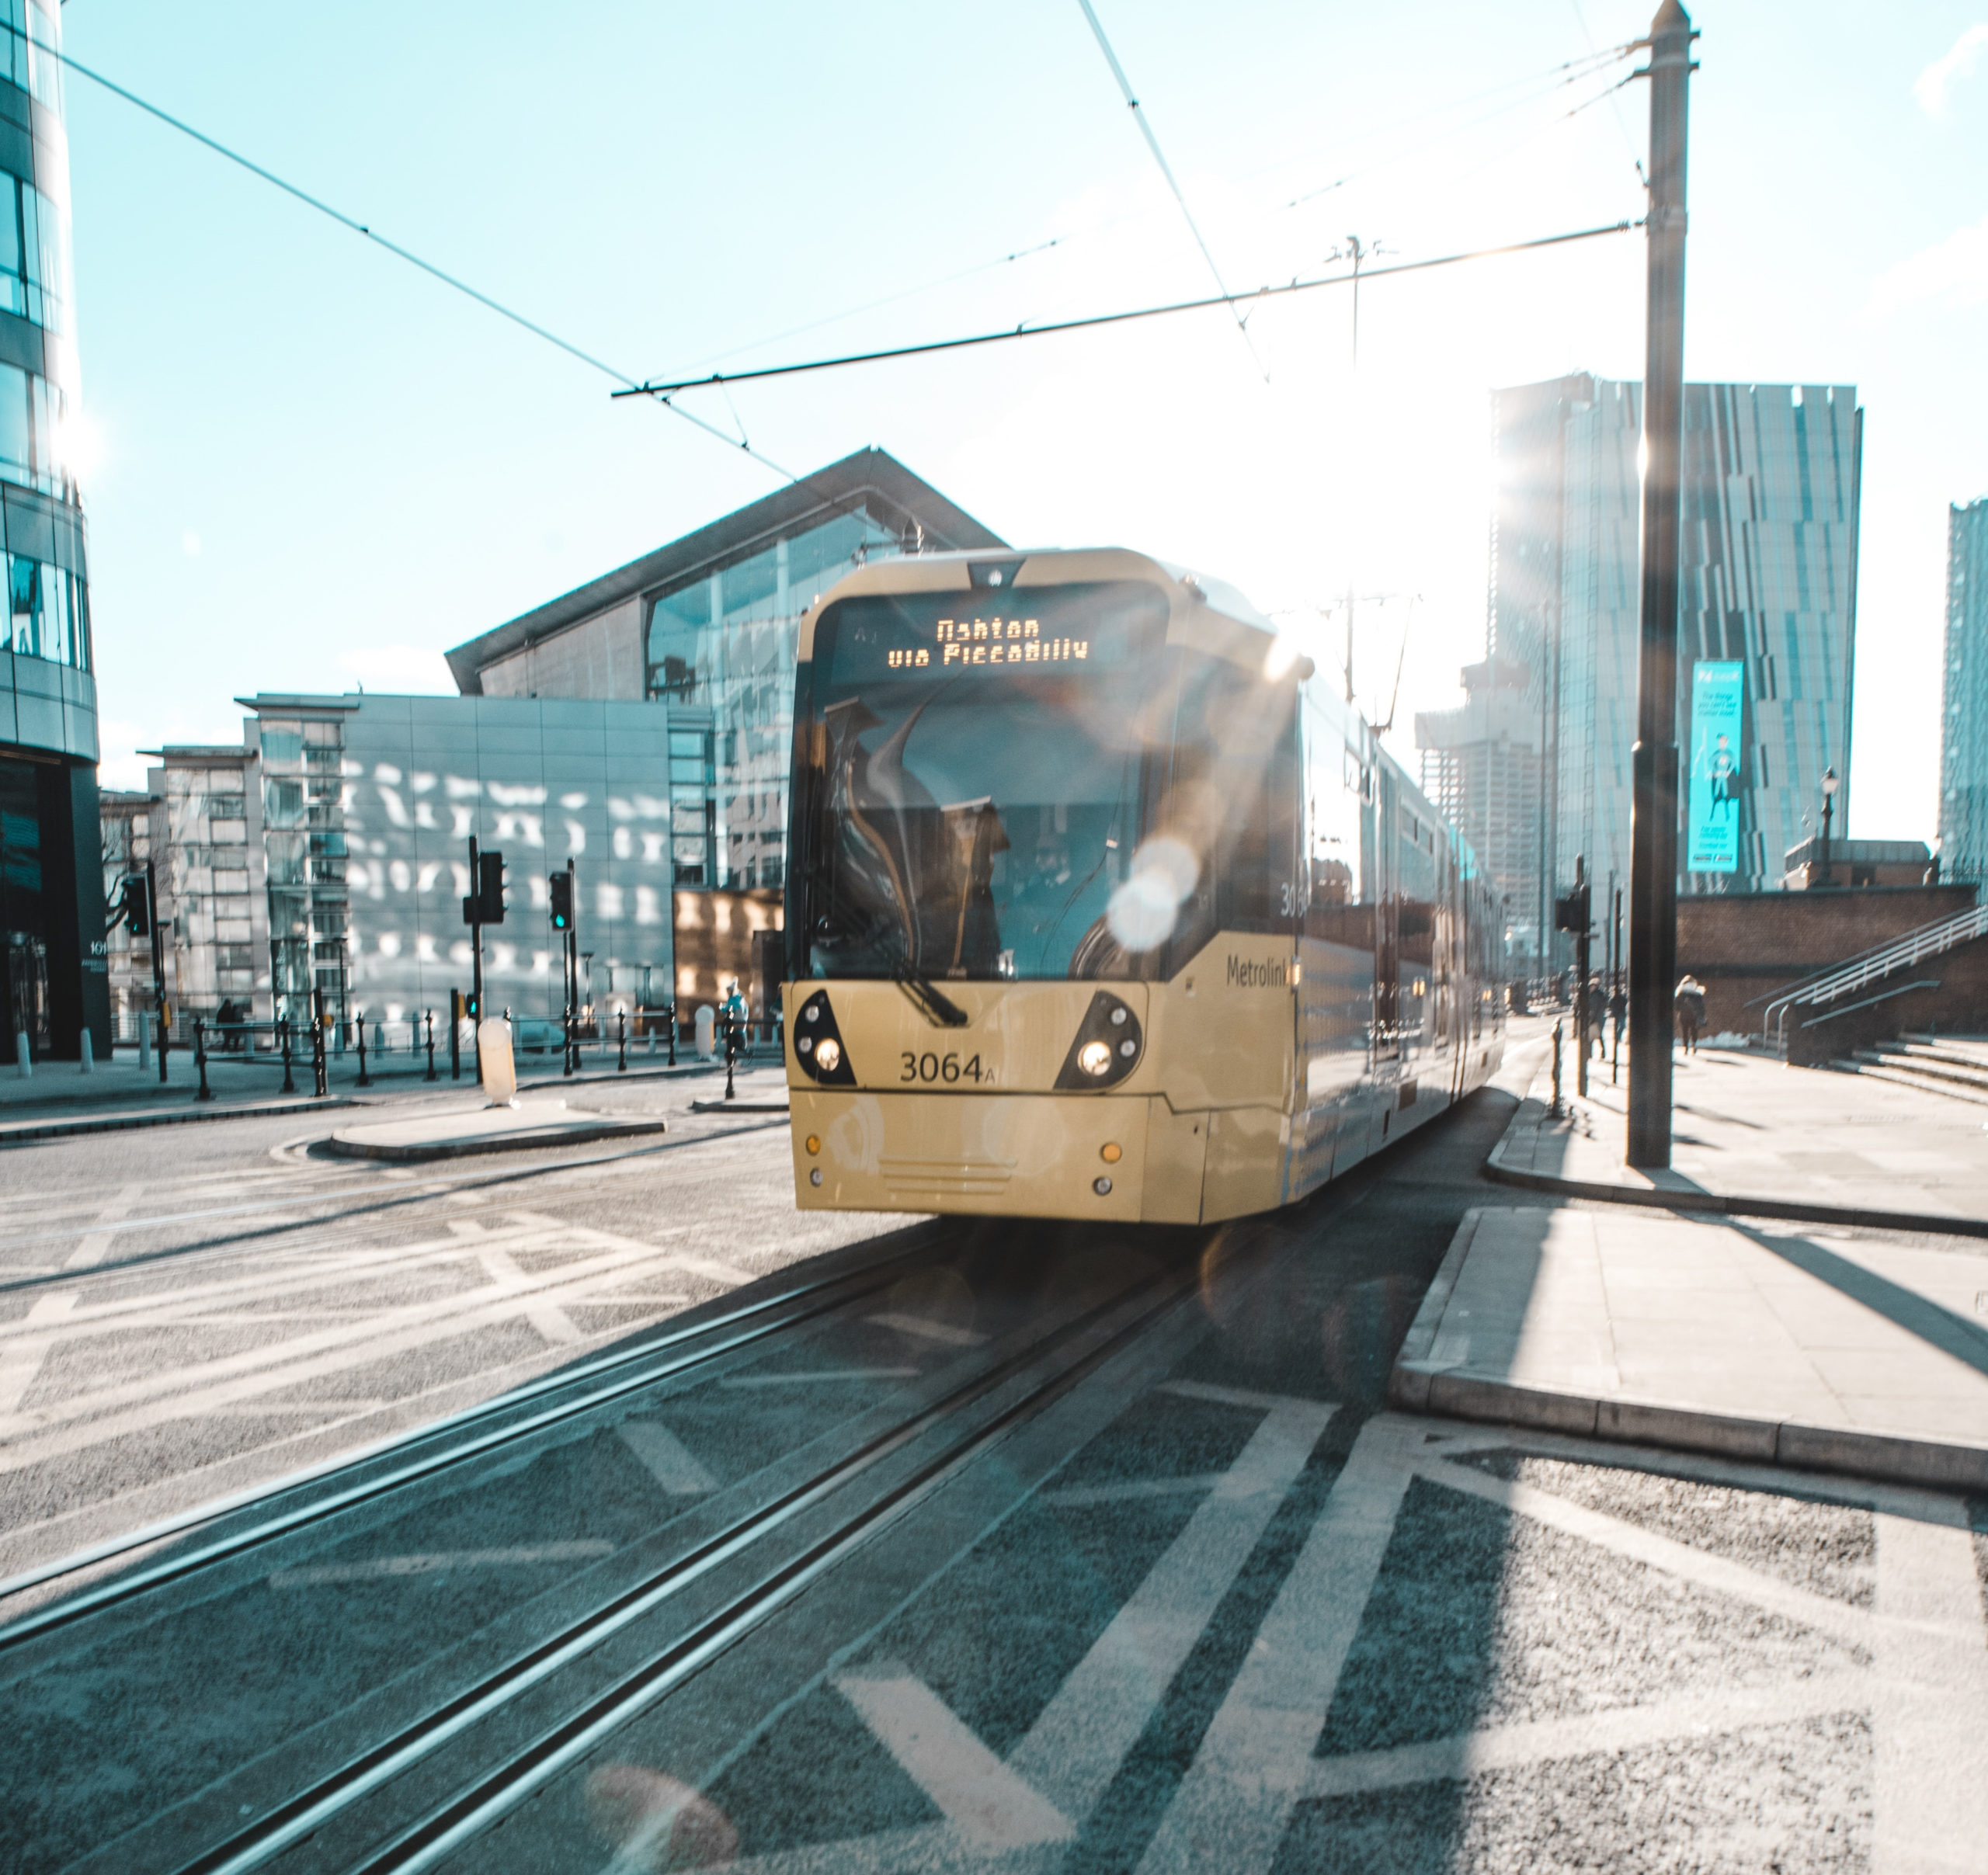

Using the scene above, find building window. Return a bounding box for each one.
[4,549,87,669]
[0,171,69,335]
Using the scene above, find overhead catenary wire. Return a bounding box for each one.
[1073,0,1268,381]
[616,219,1639,398]
[47,46,823,491]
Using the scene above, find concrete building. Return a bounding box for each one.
[0,0,106,1061]
[443,448,1006,894]
[1414,657,1543,964]
[1939,496,1988,885]
[1490,374,1863,956]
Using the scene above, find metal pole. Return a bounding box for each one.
[147,859,169,1085]
[425,1009,437,1081]
[1550,1018,1564,1116]
[1575,855,1591,1098]
[617,1009,627,1073]
[355,1007,370,1087]
[450,990,461,1081]
[468,835,483,1084]
[311,987,328,1099]
[1820,788,1833,886]
[1625,0,1695,1169]
[280,1019,295,1095]
[194,1019,213,1101]
[666,1001,677,1068]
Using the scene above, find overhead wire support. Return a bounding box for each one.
[1073,0,1268,381]
[615,220,1640,398]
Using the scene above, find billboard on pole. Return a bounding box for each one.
[1687,660,1744,873]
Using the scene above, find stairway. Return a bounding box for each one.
[1832,1033,1988,1106]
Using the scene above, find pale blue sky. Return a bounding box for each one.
[59,2,1988,842]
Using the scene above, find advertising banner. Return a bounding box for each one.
[1687,660,1744,873]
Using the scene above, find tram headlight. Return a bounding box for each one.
[1077,1040,1113,1078]
[1055,991,1145,1092]
[814,1037,842,1074]
[792,990,856,1085]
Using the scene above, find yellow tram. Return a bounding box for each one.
[780,549,1504,1223]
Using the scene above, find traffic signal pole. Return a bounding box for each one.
[145,859,168,1083]
[467,835,483,1082]
[1626,0,1695,1169]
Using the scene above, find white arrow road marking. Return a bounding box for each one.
[835,1672,1073,1849]
[617,1419,717,1495]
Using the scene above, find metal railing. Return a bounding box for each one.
[1760,901,1988,1045]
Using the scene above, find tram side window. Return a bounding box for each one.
[1221,691,1299,932]
[1302,697,1371,950]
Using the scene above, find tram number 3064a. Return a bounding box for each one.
[899,1051,991,1085]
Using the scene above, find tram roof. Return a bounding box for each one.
[796,547,1291,675]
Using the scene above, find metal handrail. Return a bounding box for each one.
[1762,901,1988,1043]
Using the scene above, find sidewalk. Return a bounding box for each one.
[1489,1043,1988,1236]
[1394,1045,1988,1491]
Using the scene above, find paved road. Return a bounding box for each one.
[3,1048,1985,1872]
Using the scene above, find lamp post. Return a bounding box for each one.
[1819,766,1839,887]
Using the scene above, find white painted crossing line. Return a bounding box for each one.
[864,1311,987,1348]
[268,1540,612,1587]
[1040,1474,1226,1507]
[1160,1378,1331,1415]
[836,1672,1073,1849]
[618,1419,718,1495]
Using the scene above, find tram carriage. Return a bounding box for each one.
[781,547,1504,1223]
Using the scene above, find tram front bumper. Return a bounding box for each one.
[790,1089,1159,1220]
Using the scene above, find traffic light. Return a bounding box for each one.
[463,988,480,1021]
[1554,883,1591,935]
[548,870,572,932]
[461,849,506,927]
[121,875,150,939]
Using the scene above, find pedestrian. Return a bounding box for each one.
[721,978,749,1053]
[1608,983,1627,1054]
[1586,977,1607,1057]
[1674,974,1706,1054]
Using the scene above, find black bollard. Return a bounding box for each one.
[280,1019,295,1095]
[1550,1019,1564,1117]
[425,1009,437,1081]
[666,1001,677,1068]
[617,1009,627,1073]
[311,991,328,1099]
[194,1019,214,1102]
[355,1009,370,1088]
[724,1010,738,1101]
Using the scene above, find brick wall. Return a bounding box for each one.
[1677,885,1979,1037]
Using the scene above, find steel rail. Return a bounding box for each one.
[169,1259,1193,1875]
[0,1222,940,1640]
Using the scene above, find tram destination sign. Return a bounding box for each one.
[820,582,1166,685]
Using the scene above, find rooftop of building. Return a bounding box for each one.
[442,447,1007,696]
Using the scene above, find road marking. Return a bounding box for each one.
[1136,1415,1423,1875]
[63,1184,146,1270]
[1872,1507,1988,1873]
[1161,1378,1331,1415]
[268,1540,613,1587]
[0,1292,76,1416]
[480,1245,585,1345]
[719,1369,919,1388]
[1302,1673,1872,1798]
[836,1671,1073,1849]
[1012,1397,1336,1825]
[865,1311,987,1347]
[617,1419,717,1495]
[1418,1454,1874,1651]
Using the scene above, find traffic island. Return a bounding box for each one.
[1392,1205,1988,1493]
[325,1100,669,1162]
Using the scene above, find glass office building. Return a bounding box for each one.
[1491,374,1862,958]
[448,449,1007,900]
[1940,497,1988,885]
[0,0,106,1060]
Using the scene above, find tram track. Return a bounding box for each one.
[148,1241,1200,1875]
[0,1116,791,1297]
[0,1217,945,1637]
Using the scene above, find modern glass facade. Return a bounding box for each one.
[1490,375,1861,955]
[1940,498,1988,886]
[0,0,106,1058]
[644,507,905,890]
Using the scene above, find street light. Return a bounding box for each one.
[1819,766,1839,887]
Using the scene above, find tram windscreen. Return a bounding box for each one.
[799,582,1173,981]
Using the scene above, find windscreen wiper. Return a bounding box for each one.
[891,957,970,1028]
